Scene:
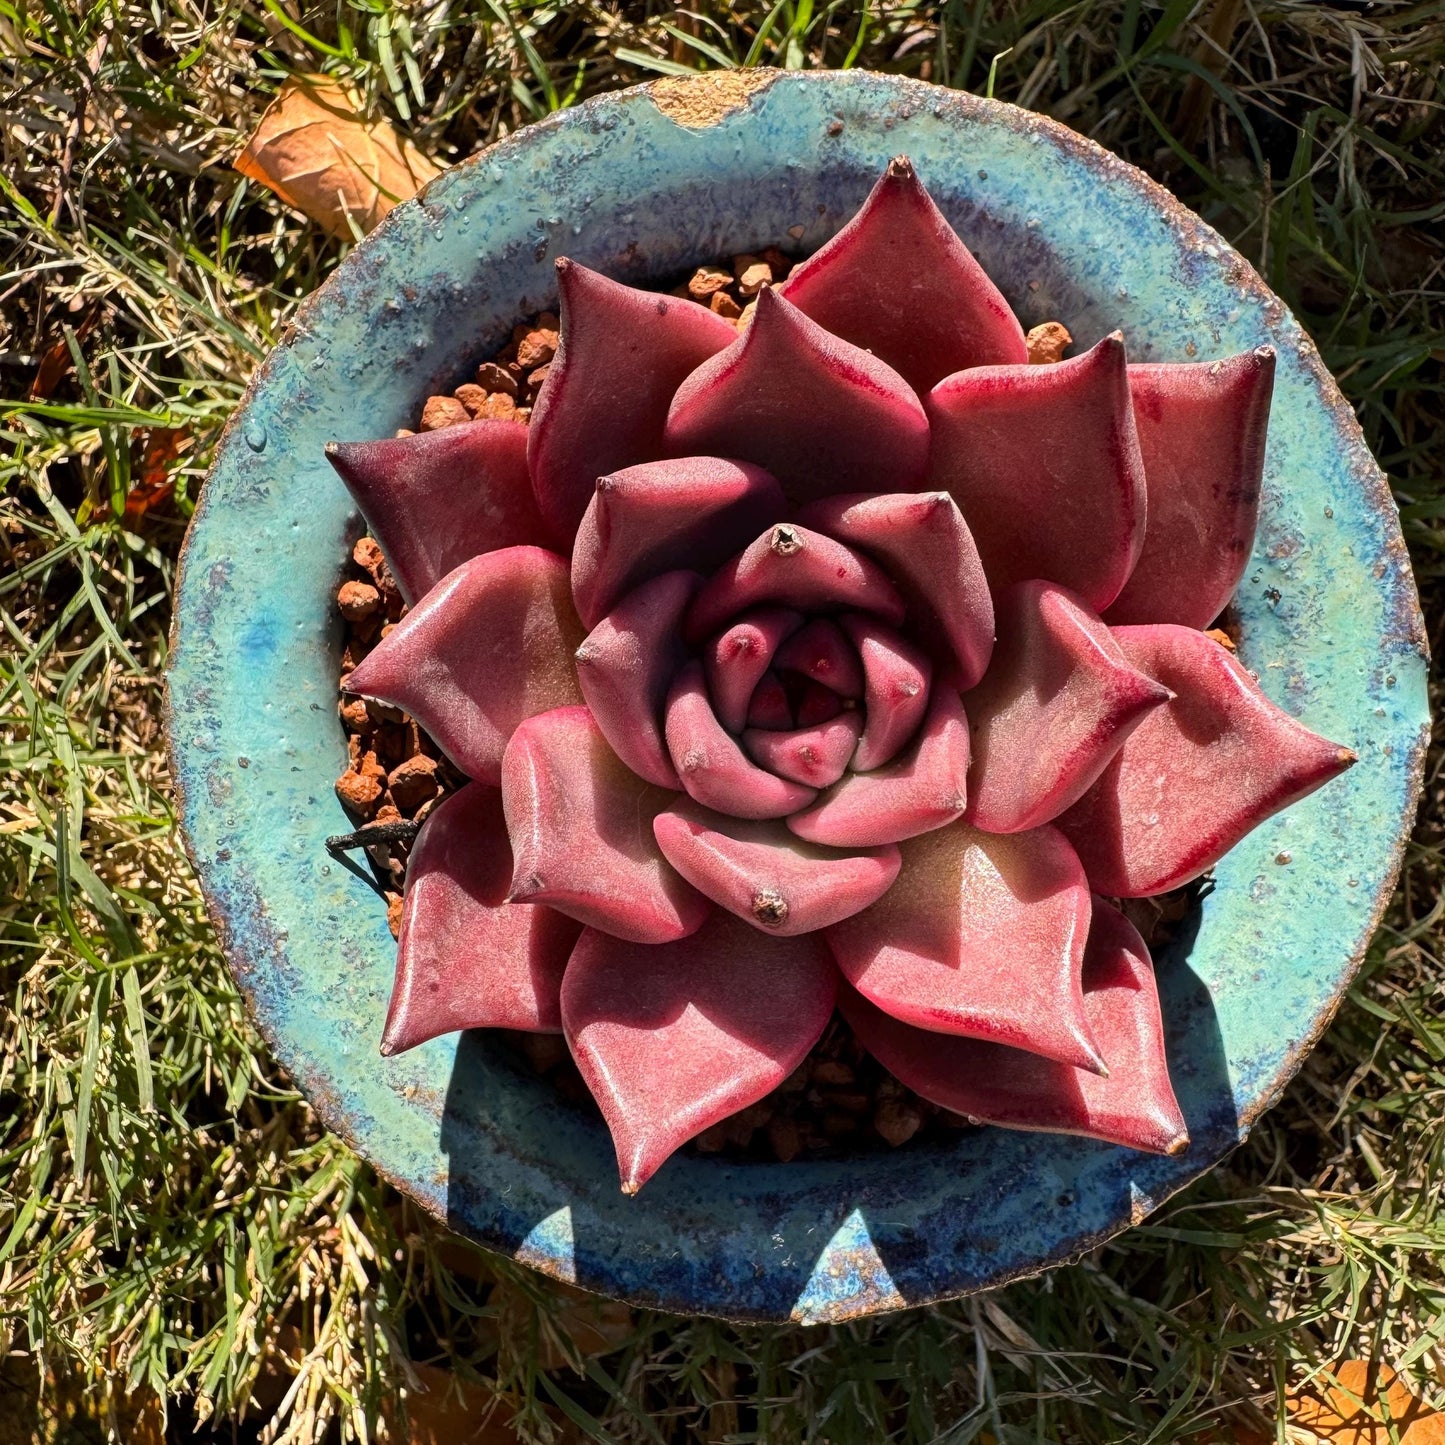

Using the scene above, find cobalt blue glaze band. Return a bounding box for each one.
[165,71,1428,1323]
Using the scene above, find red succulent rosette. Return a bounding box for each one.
[329,158,1354,1193]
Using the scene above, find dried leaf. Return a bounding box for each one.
[234,74,442,238]
[123,426,190,522]
[1287,1359,1445,1443]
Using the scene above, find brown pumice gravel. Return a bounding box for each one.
[334,252,1199,1163]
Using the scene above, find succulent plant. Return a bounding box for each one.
[328,157,1354,1194]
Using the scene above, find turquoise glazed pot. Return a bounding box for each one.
[166,71,1428,1323]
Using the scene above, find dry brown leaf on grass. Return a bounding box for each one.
[234,74,442,238]
[1285,1358,1445,1443]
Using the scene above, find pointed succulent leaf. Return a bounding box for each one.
[571,456,787,629]
[964,581,1171,834]
[787,689,970,847]
[841,615,932,773]
[798,490,994,687]
[663,286,930,506]
[778,156,1027,393]
[574,570,701,789]
[528,259,738,539]
[563,911,837,1192]
[1105,348,1277,627]
[926,334,1147,611]
[1057,625,1356,896]
[826,818,1103,1072]
[326,420,547,606]
[665,661,817,819]
[501,705,708,944]
[703,608,804,734]
[383,784,580,1053]
[839,898,1188,1154]
[654,798,900,935]
[344,546,584,785]
[772,618,864,698]
[685,523,905,645]
[742,711,863,789]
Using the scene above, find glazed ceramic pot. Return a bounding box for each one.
[166,70,1428,1323]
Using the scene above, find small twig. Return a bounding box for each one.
[49,20,113,226]
[325,819,420,853]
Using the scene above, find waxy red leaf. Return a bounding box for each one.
[501,705,708,944]
[665,661,817,819]
[684,522,905,646]
[344,546,584,785]
[654,798,900,935]
[838,897,1188,1154]
[926,334,1147,611]
[327,420,545,605]
[964,581,1170,833]
[779,155,1027,393]
[798,490,994,688]
[787,689,970,847]
[842,616,932,773]
[563,910,837,1192]
[1106,348,1276,628]
[826,818,1103,1072]
[703,607,804,734]
[742,711,863,789]
[571,455,785,628]
[383,785,580,1053]
[529,259,737,539]
[1057,625,1355,896]
[575,570,701,789]
[663,286,930,506]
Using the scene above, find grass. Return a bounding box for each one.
[1,0,1442,1440]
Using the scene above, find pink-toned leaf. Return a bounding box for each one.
[1057,625,1356,896]
[926,333,1147,612]
[663,286,930,506]
[787,688,970,847]
[703,608,804,734]
[501,705,708,944]
[344,546,584,785]
[841,615,932,773]
[571,456,786,629]
[797,490,994,688]
[665,661,816,819]
[653,798,900,935]
[742,711,863,789]
[684,522,905,646]
[562,911,837,1192]
[383,784,580,1053]
[574,570,700,789]
[326,420,545,606]
[778,155,1027,393]
[772,618,864,698]
[528,259,738,539]
[839,897,1188,1154]
[1105,348,1277,627]
[825,818,1103,1072]
[964,581,1170,833]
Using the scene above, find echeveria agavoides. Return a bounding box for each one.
[332,157,1354,1192]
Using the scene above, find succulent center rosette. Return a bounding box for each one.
[328,157,1354,1194]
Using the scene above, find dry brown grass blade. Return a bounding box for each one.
[234,74,442,238]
